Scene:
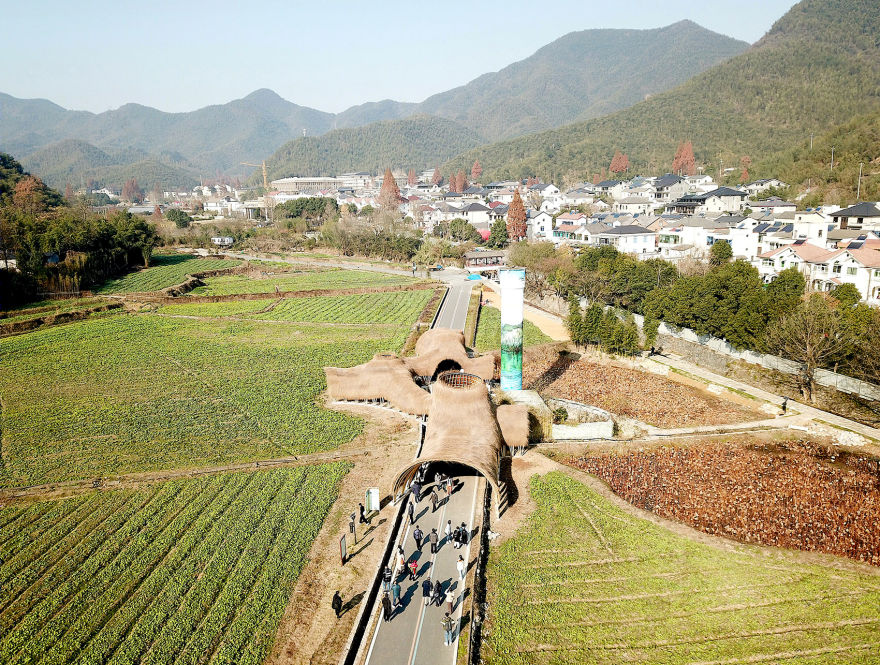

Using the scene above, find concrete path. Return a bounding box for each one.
[365,473,479,665]
[433,273,473,331]
[649,355,879,443]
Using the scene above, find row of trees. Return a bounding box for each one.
[512,240,880,401]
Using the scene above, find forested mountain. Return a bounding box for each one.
[415,21,747,142]
[445,0,880,186]
[2,19,746,189]
[261,115,485,180]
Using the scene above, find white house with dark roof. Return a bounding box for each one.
[612,197,655,215]
[830,202,880,230]
[750,197,797,215]
[653,174,690,204]
[670,187,749,214]
[595,225,658,255]
[526,209,554,241]
[743,178,787,196]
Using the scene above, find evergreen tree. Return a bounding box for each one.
[567,293,584,346]
[583,303,604,344]
[709,240,733,267]
[506,189,527,241]
[487,217,509,248]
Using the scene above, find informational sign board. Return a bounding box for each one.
[340,535,347,564]
[365,487,381,513]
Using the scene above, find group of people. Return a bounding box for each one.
[376,466,472,647]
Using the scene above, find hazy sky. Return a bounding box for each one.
[5,0,798,114]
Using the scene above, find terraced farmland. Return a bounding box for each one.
[0,313,412,487]
[484,471,880,664]
[474,305,552,352]
[247,290,433,324]
[159,299,276,318]
[96,255,242,294]
[0,464,349,665]
[188,269,421,296]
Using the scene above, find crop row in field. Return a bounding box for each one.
[188,269,420,296]
[484,471,880,664]
[0,298,111,325]
[0,314,411,487]
[159,299,276,318]
[96,255,242,294]
[473,305,552,352]
[0,464,349,665]
[246,290,433,324]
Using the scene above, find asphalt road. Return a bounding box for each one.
[432,272,474,332]
[365,470,480,665]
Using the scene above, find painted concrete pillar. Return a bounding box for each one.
[498,268,525,390]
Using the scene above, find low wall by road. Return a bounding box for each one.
[545,397,615,440]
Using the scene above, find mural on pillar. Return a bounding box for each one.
[499,268,525,391]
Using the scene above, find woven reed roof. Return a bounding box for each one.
[325,352,432,416]
[403,328,495,381]
[496,403,530,450]
[393,372,503,498]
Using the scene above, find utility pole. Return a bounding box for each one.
[857,163,863,200]
[810,133,814,150]
[830,147,835,173]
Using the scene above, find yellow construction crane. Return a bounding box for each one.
[241,161,269,191]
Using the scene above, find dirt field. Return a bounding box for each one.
[523,347,764,428]
[565,438,880,566]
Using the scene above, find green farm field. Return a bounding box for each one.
[474,305,552,352]
[0,463,349,665]
[96,255,242,294]
[187,269,421,296]
[0,297,415,487]
[485,471,880,664]
[158,290,433,325]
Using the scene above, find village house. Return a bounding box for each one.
[670,187,749,214]
[743,178,788,196]
[830,202,880,230]
[595,225,658,254]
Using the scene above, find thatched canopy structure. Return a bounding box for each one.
[393,371,503,510]
[325,352,432,416]
[403,328,495,381]
[496,403,530,452]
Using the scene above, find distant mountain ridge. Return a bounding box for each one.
[1,20,747,189]
[444,0,880,185]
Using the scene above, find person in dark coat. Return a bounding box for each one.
[381,593,393,621]
[332,591,343,618]
[407,499,415,525]
[432,580,444,607]
[459,522,469,547]
[412,480,422,502]
[413,525,424,551]
[421,578,433,606]
[358,503,367,524]
[429,528,439,554]
[382,566,393,592]
[430,489,439,513]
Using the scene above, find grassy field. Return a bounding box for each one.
[0,311,412,487]
[158,299,276,318]
[247,290,433,324]
[96,255,242,294]
[187,269,421,296]
[484,471,880,664]
[0,463,349,665]
[0,298,112,325]
[474,305,552,352]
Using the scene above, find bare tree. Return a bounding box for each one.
[764,294,851,402]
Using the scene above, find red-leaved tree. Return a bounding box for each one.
[432,166,442,185]
[507,189,527,241]
[379,168,402,209]
[456,170,467,193]
[672,141,696,176]
[471,159,482,181]
[407,168,417,186]
[740,156,752,183]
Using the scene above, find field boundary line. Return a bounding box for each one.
[561,486,614,554]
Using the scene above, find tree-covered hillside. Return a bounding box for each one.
[417,20,747,142]
[445,0,880,186]
[261,115,486,180]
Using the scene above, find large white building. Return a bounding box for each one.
[271,177,344,193]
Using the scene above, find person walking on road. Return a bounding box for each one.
[782,396,789,414]
[413,525,424,551]
[441,613,455,646]
[407,499,415,525]
[381,593,393,622]
[459,522,469,547]
[445,587,455,614]
[457,555,466,580]
[432,580,444,607]
[358,503,367,525]
[391,580,401,607]
[408,558,418,581]
[381,566,392,593]
[430,489,439,513]
[445,475,454,497]
[412,480,422,502]
[421,578,433,606]
[452,525,461,549]
[445,520,453,545]
[332,591,343,618]
[429,528,439,554]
